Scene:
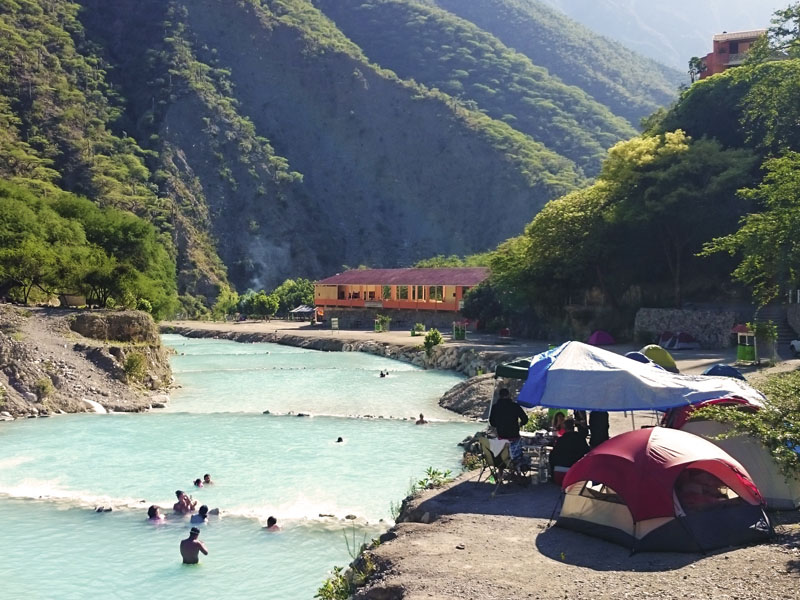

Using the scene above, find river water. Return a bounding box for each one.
[0,334,477,599]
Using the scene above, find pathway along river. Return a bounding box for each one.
[0,334,477,599]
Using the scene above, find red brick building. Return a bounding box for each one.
[700,30,766,79]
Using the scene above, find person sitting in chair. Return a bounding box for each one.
[489,388,528,469]
[548,418,590,484]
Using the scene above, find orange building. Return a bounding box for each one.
[700,30,766,79]
[315,267,488,311]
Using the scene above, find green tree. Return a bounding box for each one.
[270,278,314,315]
[702,152,800,304]
[211,286,240,320]
[603,131,758,306]
[688,56,706,83]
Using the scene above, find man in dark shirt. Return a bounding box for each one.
[489,388,529,465]
[549,418,590,482]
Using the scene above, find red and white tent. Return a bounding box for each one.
[558,427,771,552]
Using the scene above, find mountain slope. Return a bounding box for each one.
[315,0,636,175]
[425,0,682,125]
[1,0,679,308]
[78,0,583,292]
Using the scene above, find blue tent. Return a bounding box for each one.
[516,341,764,411]
[702,363,746,381]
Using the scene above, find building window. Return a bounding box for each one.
[429,286,443,301]
[398,286,408,300]
[382,285,391,300]
[729,41,739,53]
[415,285,425,301]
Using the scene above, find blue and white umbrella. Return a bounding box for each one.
[516,341,765,411]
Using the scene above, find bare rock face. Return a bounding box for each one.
[69,311,159,343]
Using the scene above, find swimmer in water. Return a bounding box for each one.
[194,478,203,488]
[180,527,208,564]
[190,505,209,524]
[203,473,213,485]
[174,490,196,514]
[416,413,428,425]
[264,516,281,532]
[147,505,165,521]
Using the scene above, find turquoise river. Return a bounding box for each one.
[0,334,478,599]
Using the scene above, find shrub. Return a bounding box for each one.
[413,323,425,332]
[423,328,443,356]
[124,352,147,382]
[35,377,54,399]
[136,298,153,313]
[315,566,350,600]
[416,467,452,489]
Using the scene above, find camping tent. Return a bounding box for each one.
[702,363,746,380]
[659,331,700,350]
[558,427,772,552]
[515,341,765,411]
[587,330,615,346]
[665,398,800,510]
[640,344,679,373]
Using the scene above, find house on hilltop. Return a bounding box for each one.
[314,267,488,329]
[699,30,766,79]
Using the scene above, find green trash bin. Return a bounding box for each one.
[737,344,755,362]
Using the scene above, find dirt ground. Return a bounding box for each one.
[357,472,800,600]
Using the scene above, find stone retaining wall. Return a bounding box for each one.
[324,308,462,332]
[634,308,737,348]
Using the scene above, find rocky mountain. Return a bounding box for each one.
[0,0,680,308]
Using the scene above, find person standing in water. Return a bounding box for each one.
[180,527,208,564]
[416,413,428,425]
[203,473,213,485]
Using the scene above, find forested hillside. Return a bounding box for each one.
[0,0,680,314]
[315,0,636,175]
[421,0,682,125]
[468,29,800,338]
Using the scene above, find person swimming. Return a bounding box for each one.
[416,413,428,425]
[193,478,203,488]
[147,505,165,521]
[190,505,209,524]
[174,490,196,514]
[264,516,281,531]
[203,473,213,485]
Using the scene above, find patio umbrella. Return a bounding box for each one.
[515,341,765,411]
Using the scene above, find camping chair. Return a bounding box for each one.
[477,437,513,496]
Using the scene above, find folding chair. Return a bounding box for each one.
[477,437,512,496]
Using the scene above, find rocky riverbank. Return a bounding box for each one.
[0,306,172,419]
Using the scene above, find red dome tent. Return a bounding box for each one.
[558,427,771,552]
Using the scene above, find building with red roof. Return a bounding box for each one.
[314,267,489,328]
[699,29,766,79]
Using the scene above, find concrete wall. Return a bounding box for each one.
[325,307,463,331]
[634,308,737,348]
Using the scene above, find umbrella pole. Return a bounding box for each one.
[631,412,636,431]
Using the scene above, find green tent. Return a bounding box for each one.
[494,357,533,380]
[641,344,679,373]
